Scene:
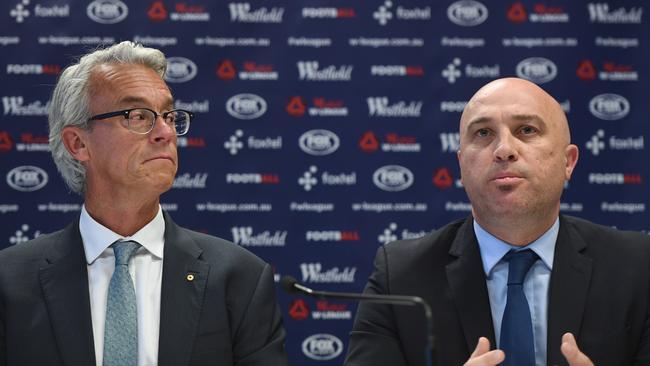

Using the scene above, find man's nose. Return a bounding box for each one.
[493,134,518,162]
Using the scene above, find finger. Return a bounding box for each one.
[465,338,505,366]
[561,333,594,366]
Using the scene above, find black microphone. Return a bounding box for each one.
[281,275,436,366]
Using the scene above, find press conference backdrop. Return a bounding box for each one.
[0,0,648,364]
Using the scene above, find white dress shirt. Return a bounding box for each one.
[79,205,164,366]
[474,218,558,366]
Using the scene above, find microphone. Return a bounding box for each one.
[281,275,436,366]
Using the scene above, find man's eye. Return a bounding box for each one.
[520,126,537,135]
[476,129,490,137]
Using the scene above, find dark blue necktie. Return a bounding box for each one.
[500,249,538,366]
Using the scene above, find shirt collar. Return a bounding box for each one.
[474,217,558,277]
[79,204,165,264]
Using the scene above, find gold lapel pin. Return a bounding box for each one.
[186,274,195,282]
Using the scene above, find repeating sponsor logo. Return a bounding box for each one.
[298,166,356,191]
[588,3,642,24]
[195,36,270,48]
[378,222,429,244]
[0,132,13,152]
[373,0,431,26]
[586,129,644,155]
[367,97,422,117]
[147,1,210,22]
[0,36,20,46]
[297,61,353,81]
[164,57,197,83]
[445,201,473,212]
[133,35,177,47]
[87,0,128,24]
[287,37,332,48]
[0,204,19,214]
[576,60,638,82]
[351,202,428,212]
[289,299,352,321]
[305,230,360,242]
[560,202,584,213]
[594,37,639,49]
[348,37,424,48]
[6,64,61,75]
[502,37,578,48]
[302,334,343,361]
[441,36,485,48]
[175,99,208,113]
[370,65,424,77]
[286,96,348,117]
[10,0,69,23]
[196,202,272,213]
[2,96,49,116]
[36,202,81,213]
[440,132,461,152]
[6,165,48,191]
[442,58,499,83]
[160,203,178,212]
[516,57,557,84]
[507,2,569,23]
[373,165,414,192]
[177,136,206,148]
[225,173,280,184]
[300,263,356,283]
[359,131,420,153]
[588,173,642,185]
[433,167,457,190]
[440,101,467,113]
[302,7,355,18]
[216,60,278,81]
[447,0,488,26]
[601,202,645,214]
[15,133,49,152]
[226,94,267,120]
[9,224,41,244]
[224,129,282,155]
[289,202,335,213]
[589,94,630,120]
[299,130,339,156]
[172,173,207,189]
[231,226,287,246]
[228,3,284,23]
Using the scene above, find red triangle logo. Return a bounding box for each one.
[433,167,453,189]
[216,60,236,80]
[576,60,597,81]
[507,2,527,23]
[359,131,379,152]
[148,1,168,21]
[286,96,306,117]
[289,299,309,320]
[0,132,12,152]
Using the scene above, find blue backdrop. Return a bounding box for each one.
[1,0,648,364]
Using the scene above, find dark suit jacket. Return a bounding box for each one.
[0,212,288,366]
[345,215,650,366]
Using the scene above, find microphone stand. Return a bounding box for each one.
[282,276,436,366]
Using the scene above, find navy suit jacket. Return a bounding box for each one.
[0,212,288,366]
[345,215,650,366]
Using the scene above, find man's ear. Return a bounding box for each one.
[564,144,579,180]
[61,126,91,163]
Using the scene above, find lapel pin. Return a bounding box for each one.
[186,274,195,282]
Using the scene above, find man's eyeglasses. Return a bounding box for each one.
[88,108,194,136]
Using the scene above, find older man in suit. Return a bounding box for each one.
[344,78,650,366]
[0,41,288,366]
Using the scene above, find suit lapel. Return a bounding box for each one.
[446,218,496,351]
[547,216,592,366]
[158,213,210,366]
[39,221,96,366]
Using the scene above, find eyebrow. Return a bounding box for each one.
[465,114,547,131]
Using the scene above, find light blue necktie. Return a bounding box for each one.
[104,240,140,366]
[500,249,538,366]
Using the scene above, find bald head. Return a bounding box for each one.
[460,77,571,146]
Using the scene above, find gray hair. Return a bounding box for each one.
[48,41,167,194]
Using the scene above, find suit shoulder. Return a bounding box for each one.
[177,227,269,268]
[563,215,650,254]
